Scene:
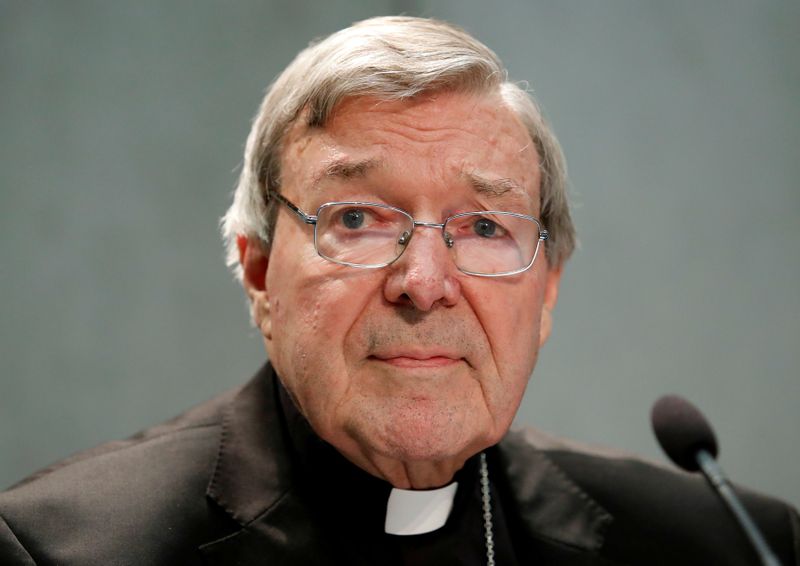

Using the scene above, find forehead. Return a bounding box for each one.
[280,91,541,208]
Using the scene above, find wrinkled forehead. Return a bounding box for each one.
[279,91,542,209]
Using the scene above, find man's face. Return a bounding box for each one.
[241,91,561,488]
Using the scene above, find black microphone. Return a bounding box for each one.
[651,395,781,566]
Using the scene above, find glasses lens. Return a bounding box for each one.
[446,212,541,275]
[315,203,412,267]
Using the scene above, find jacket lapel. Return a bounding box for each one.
[199,363,335,564]
[199,490,338,564]
[499,428,613,553]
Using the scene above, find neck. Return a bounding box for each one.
[340,448,470,489]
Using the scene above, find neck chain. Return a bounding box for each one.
[479,452,496,566]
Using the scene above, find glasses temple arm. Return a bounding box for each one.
[272,192,318,225]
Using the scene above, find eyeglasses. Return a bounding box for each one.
[272,193,549,277]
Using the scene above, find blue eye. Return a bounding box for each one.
[473,218,497,237]
[341,209,365,229]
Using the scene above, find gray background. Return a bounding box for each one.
[2,1,798,509]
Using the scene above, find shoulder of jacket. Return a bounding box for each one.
[0,511,36,566]
[500,426,800,565]
[0,386,242,565]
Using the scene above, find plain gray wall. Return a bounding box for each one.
[2,1,798,509]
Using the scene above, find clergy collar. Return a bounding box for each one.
[385,481,459,535]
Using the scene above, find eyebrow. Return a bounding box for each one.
[464,172,525,198]
[311,157,384,188]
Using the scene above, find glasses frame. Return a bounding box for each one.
[271,192,549,278]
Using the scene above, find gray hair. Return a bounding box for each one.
[221,16,575,278]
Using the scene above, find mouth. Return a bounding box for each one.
[368,351,465,369]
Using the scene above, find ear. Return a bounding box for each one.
[237,235,272,339]
[538,266,562,347]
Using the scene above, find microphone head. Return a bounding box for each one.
[651,395,718,472]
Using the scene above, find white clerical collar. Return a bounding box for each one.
[384,482,458,535]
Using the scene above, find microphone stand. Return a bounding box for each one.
[695,450,781,566]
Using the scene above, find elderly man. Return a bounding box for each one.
[1,16,797,566]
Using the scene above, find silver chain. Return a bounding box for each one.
[479,452,495,566]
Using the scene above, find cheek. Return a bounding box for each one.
[510,300,543,380]
[267,228,332,344]
[470,277,545,418]
[268,266,381,411]
[480,283,542,364]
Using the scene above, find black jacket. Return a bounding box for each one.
[1,363,798,565]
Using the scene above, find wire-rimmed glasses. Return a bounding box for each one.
[272,193,549,277]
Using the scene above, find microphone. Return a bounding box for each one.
[651,395,781,566]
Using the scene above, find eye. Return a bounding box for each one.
[473,217,498,237]
[341,208,366,229]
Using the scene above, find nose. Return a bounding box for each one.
[383,226,461,311]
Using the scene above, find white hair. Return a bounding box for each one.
[221,16,575,279]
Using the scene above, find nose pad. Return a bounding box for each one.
[396,228,454,257]
[396,228,455,257]
[385,226,461,310]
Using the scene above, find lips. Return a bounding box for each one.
[369,349,465,369]
[357,314,479,371]
[372,356,461,369]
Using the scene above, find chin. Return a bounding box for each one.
[339,395,501,465]
[374,411,489,463]
[379,440,472,465]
